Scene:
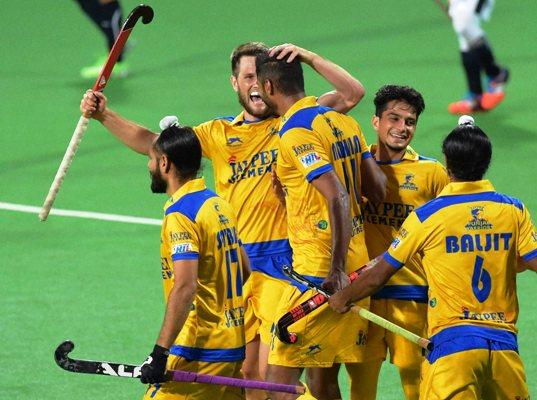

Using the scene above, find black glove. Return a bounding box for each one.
[140,344,169,384]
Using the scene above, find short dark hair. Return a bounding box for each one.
[256,51,305,96]
[442,124,492,181]
[374,85,425,117]
[230,42,269,76]
[154,125,201,180]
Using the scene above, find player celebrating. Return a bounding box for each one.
[137,123,246,399]
[80,42,381,400]
[330,118,536,399]
[255,50,384,400]
[353,85,449,400]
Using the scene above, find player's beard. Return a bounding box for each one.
[237,91,273,119]
[150,168,167,193]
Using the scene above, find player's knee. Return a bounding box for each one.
[306,370,339,400]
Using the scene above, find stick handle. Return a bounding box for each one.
[39,116,90,221]
[169,370,305,394]
[350,305,432,351]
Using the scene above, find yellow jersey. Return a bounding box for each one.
[194,114,290,278]
[384,180,537,343]
[161,177,245,361]
[276,96,371,279]
[363,145,449,302]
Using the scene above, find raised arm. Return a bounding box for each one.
[270,44,365,113]
[81,90,157,155]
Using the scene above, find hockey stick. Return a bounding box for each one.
[275,259,378,344]
[54,340,305,395]
[281,267,433,351]
[38,4,154,221]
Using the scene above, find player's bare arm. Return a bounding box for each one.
[271,169,286,206]
[270,43,365,113]
[81,90,157,155]
[329,258,396,313]
[240,246,252,282]
[140,259,197,384]
[156,259,198,348]
[518,257,537,273]
[310,170,352,293]
[361,157,387,204]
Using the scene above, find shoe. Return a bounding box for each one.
[482,68,509,110]
[80,56,128,79]
[448,94,484,115]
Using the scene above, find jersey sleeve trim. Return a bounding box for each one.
[361,151,372,160]
[522,248,537,262]
[383,251,404,270]
[171,252,199,261]
[306,164,334,183]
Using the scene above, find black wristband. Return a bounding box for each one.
[152,344,169,358]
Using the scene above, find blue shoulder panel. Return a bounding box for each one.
[165,189,218,222]
[279,105,333,137]
[415,191,524,223]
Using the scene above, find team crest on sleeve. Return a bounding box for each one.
[172,243,193,254]
[465,206,493,230]
[299,151,322,168]
[399,174,418,191]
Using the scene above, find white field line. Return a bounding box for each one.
[0,202,162,226]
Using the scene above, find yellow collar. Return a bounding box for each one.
[439,180,495,196]
[164,177,207,210]
[281,96,318,124]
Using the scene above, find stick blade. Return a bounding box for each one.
[54,340,77,371]
[124,4,154,29]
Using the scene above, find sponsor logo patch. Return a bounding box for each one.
[172,242,193,254]
[299,152,322,168]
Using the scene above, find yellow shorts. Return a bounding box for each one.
[268,284,369,368]
[365,298,427,368]
[243,257,292,345]
[143,355,244,400]
[420,326,529,400]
